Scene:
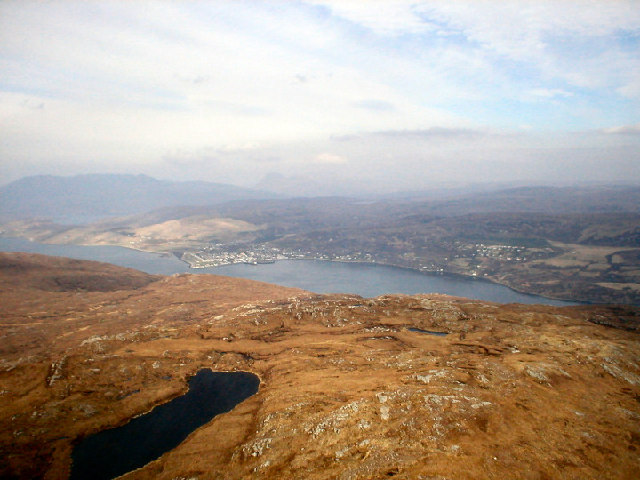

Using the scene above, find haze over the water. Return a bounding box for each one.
[1,1,639,194]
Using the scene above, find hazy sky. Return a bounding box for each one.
[1,1,639,192]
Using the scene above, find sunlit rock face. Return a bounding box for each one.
[1,252,639,480]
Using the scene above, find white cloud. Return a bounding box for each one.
[312,1,640,96]
[0,1,638,187]
[309,0,434,36]
[0,2,461,157]
[314,153,347,164]
[602,124,640,135]
[313,1,640,48]
[529,88,574,99]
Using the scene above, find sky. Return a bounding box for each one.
[1,0,639,193]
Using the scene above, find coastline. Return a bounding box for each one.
[184,254,583,305]
[0,235,588,305]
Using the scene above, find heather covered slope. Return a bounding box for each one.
[0,253,639,479]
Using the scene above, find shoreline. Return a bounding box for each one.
[186,255,584,306]
[0,235,590,306]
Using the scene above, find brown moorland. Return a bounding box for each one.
[0,252,639,479]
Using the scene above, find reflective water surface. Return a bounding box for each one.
[70,370,260,480]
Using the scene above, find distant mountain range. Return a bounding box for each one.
[422,185,640,215]
[0,174,279,224]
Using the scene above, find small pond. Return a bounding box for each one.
[70,370,260,480]
[407,327,449,336]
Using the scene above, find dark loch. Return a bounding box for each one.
[408,327,449,336]
[70,370,260,480]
